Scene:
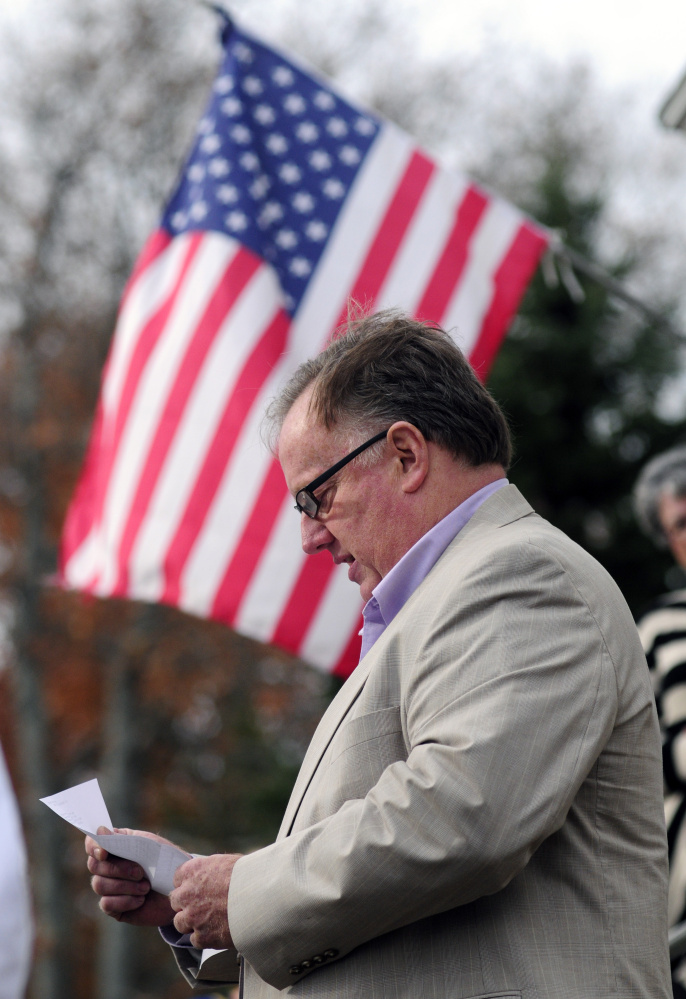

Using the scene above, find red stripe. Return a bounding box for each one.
[270,553,338,654]
[415,185,489,322]
[86,232,205,548]
[331,616,364,679]
[111,246,263,595]
[209,459,288,624]
[162,309,291,605]
[331,150,435,336]
[469,223,548,381]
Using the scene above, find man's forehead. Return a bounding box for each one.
[278,390,338,477]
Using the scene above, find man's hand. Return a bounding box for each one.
[86,826,176,927]
[170,854,243,949]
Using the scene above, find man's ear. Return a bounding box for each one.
[387,422,429,494]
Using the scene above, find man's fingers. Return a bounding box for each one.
[173,909,192,936]
[99,893,147,918]
[90,873,150,898]
[87,854,145,882]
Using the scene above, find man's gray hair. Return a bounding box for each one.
[633,445,686,547]
[264,309,512,469]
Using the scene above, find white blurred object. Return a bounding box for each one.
[0,744,32,999]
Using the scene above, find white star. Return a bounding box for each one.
[250,175,270,199]
[354,116,376,135]
[272,65,294,87]
[292,192,315,213]
[279,162,301,184]
[189,200,208,221]
[314,90,335,111]
[243,75,264,96]
[326,117,348,137]
[284,93,306,115]
[259,201,284,226]
[322,178,346,199]
[339,145,361,166]
[226,210,249,231]
[220,97,242,117]
[208,158,231,178]
[214,74,234,94]
[296,121,318,143]
[305,220,328,241]
[200,133,222,155]
[289,257,312,277]
[217,185,239,204]
[240,152,260,172]
[275,229,298,249]
[253,104,276,126]
[198,117,214,135]
[234,42,254,64]
[187,163,205,183]
[230,124,252,144]
[266,133,288,155]
[309,150,332,171]
[170,211,187,229]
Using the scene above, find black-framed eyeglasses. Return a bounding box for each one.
[294,429,389,519]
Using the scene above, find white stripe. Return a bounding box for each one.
[375,171,471,315]
[234,495,306,642]
[94,234,238,595]
[128,259,284,602]
[287,124,416,363]
[102,236,190,420]
[441,199,522,356]
[178,359,291,617]
[61,528,101,590]
[638,604,686,653]
[298,563,363,671]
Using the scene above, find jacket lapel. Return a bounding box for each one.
[277,651,375,838]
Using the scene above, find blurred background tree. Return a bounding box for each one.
[0,0,683,997]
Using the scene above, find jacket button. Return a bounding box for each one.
[300,960,313,969]
[323,949,339,960]
[312,954,324,964]
[288,966,301,975]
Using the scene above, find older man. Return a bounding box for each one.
[88,311,671,998]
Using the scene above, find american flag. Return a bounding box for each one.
[58,16,548,677]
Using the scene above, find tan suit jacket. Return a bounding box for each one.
[180,486,672,997]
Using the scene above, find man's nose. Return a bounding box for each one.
[301,513,334,554]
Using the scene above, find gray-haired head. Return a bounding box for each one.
[263,308,512,469]
[633,445,686,547]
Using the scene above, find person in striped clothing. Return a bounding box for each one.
[635,445,686,998]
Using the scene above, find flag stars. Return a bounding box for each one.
[309,150,332,171]
[208,158,231,178]
[326,117,348,137]
[200,133,222,155]
[214,74,234,94]
[198,117,214,135]
[226,211,249,231]
[289,257,312,277]
[189,201,208,221]
[217,184,239,204]
[296,121,318,143]
[234,42,254,63]
[283,93,307,114]
[187,163,205,183]
[170,211,187,230]
[305,220,328,241]
[253,104,276,125]
[230,124,252,144]
[272,65,294,87]
[259,201,284,226]
[292,192,315,213]
[240,152,261,172]
[339,145,361,166]
[275,229,298,249]
[250,175,270,200]
[242,75,264,96]
[221,97,243,117]
[266,133,288,155]
[322,178,346,199]
[314,90,335,111]
[354,116,376,136]
[279,162,302,184]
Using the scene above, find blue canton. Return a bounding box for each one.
[162,21,380,316]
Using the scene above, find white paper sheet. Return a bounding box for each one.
[40,778,191,895]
